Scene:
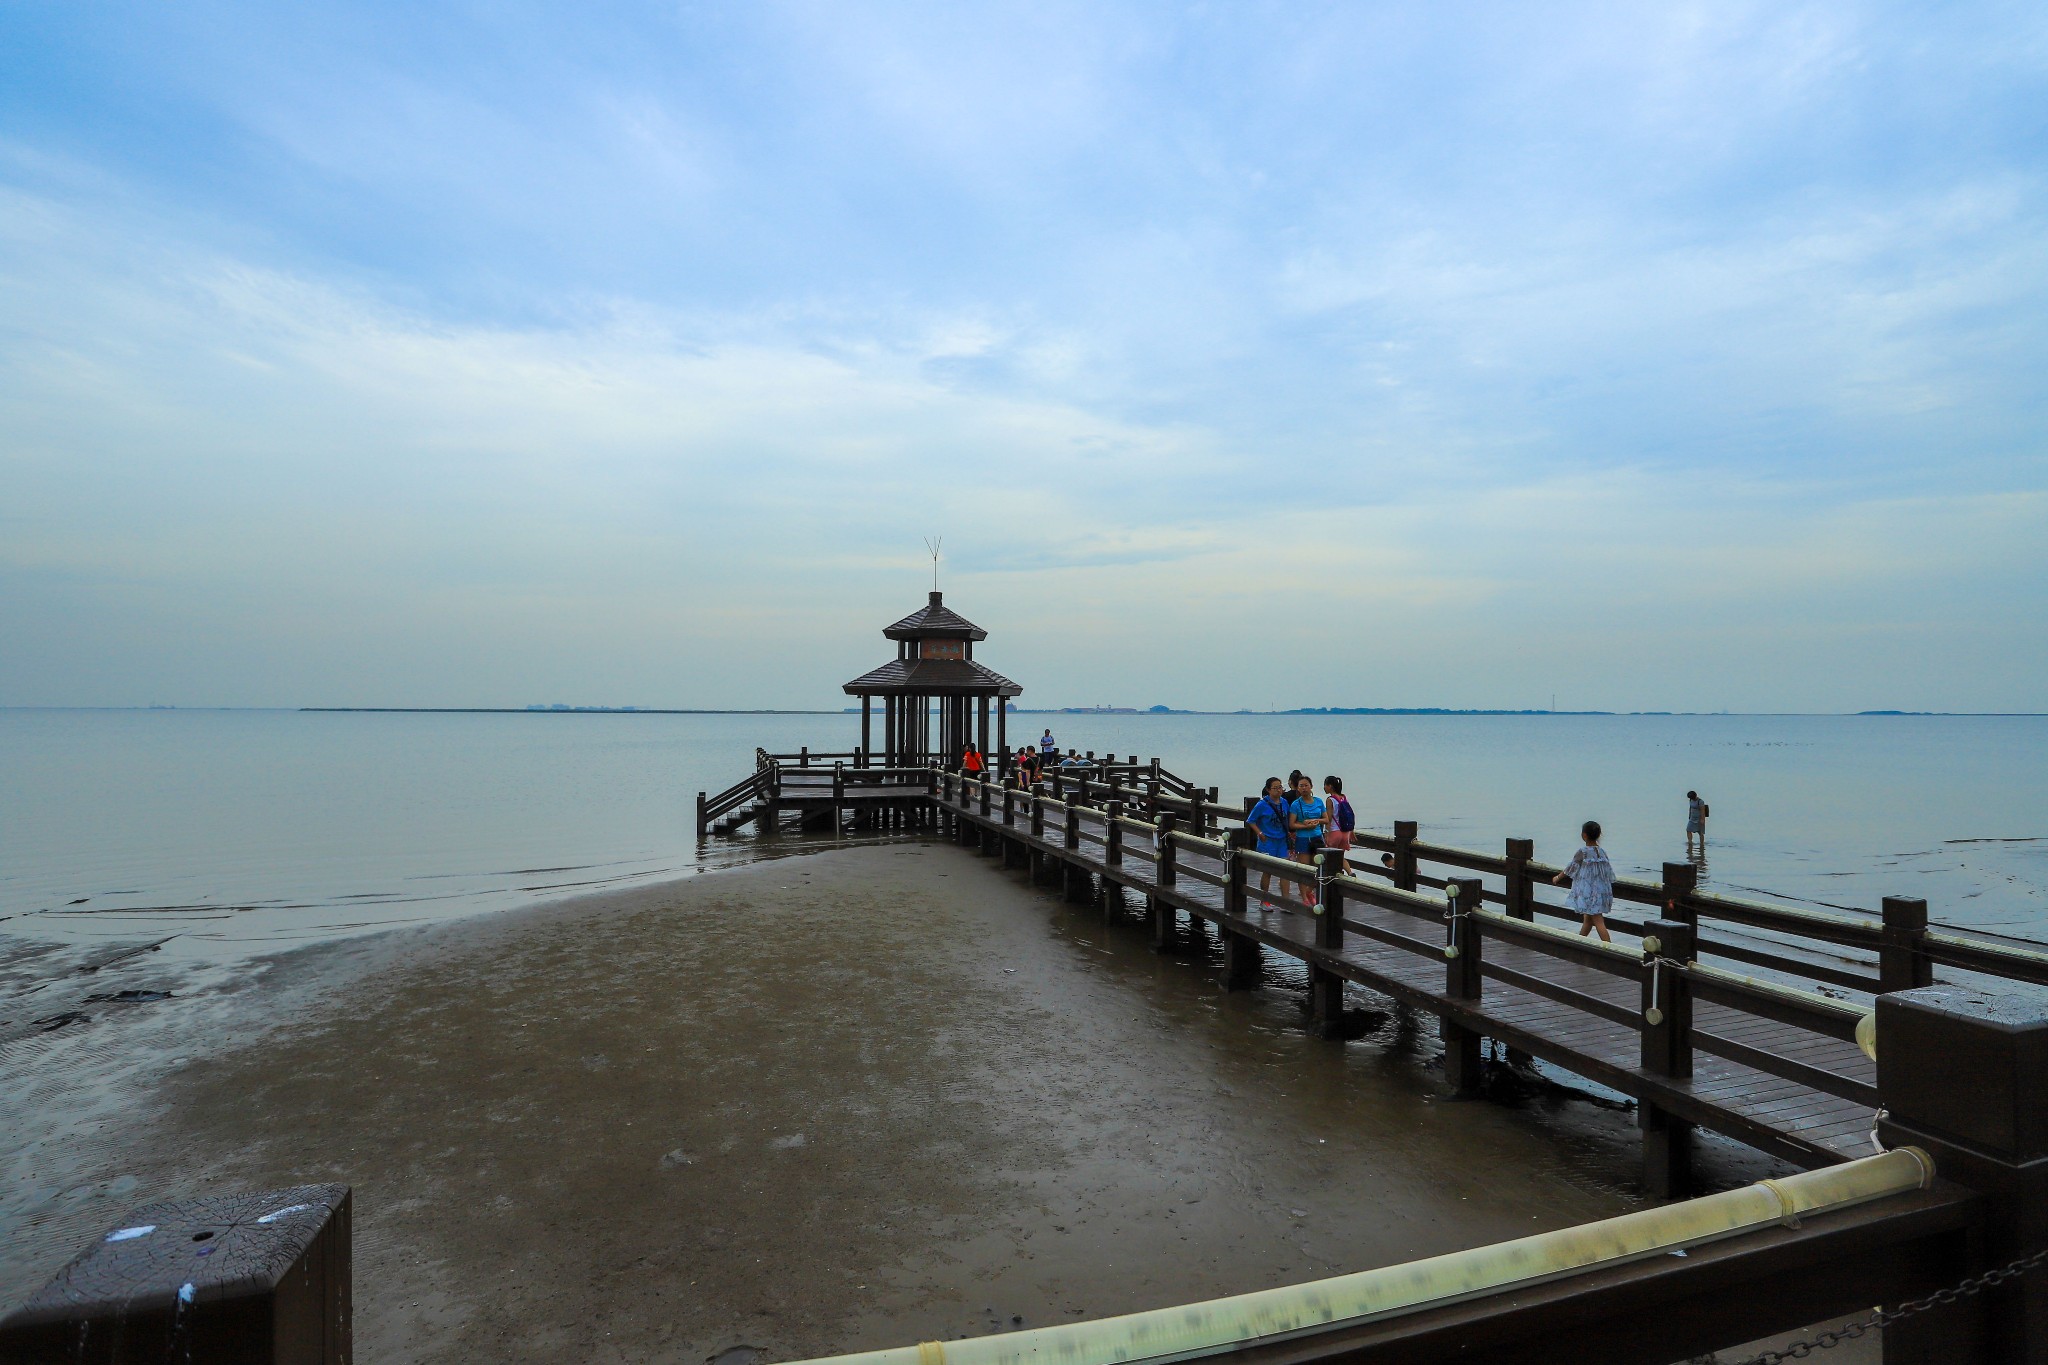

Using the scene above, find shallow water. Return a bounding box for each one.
[1,709,2042,980]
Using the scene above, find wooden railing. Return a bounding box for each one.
[934,773,1915,1132]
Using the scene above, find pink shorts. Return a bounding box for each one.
[1324,831,1353,850]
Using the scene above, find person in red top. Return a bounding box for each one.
[962,745,984,775]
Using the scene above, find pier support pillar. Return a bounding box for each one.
[1224,931,1261,991]
[1063,864,1092,905]
[1148,896,1176,951]
[1878,984,2048,1363]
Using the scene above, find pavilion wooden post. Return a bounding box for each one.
[997,700,1007,770]
[1882,897,1935,993]
[1442,878,1485,1095]
[1394,820,1419,892]
[859,695,871,764]
[1310,852,1347,1037]
[1639,918,1696,1199]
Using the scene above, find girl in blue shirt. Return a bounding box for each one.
[1246,777,1290,909]
[1286,774,1328,906]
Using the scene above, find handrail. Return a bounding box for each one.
[1331,876,1443,920]
[773,1149,1936,1365]
[1169,830,1231,858]
[1680,962,1870,1043]
[1468,906,1642,975]
[1922,931,2048,985]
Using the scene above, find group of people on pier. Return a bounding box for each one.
[952,732,1705,945]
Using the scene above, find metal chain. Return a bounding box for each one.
[1735,1245,2048,1364]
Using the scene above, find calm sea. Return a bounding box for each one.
[2,709,2043,973]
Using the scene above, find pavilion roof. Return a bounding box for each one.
[842,657,1021,698]
[882,591,987,641]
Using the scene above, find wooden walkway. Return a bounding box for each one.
[933,778,1879,1177]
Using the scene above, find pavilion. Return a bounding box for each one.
[843,591,1021,769]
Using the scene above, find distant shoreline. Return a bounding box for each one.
[0,706,2039,717]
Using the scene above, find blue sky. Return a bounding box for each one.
[2,1,2044,710]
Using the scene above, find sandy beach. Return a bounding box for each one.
[4,840,1872,1363]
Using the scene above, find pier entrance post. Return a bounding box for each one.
[1881,897,1935,993]
[1393,821,1418,892]
[1878,984,2048,1363]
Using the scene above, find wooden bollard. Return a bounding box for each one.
[1638,917,1696,1199]
[1442,878,1485,1094]
[1881,896,1934,993]
[0,1184,351,1364]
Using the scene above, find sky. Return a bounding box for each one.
[2,2,2044,713]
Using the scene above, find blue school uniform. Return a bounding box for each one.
[1288,795,1327,852]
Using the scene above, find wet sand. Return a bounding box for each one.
[3,842,1868,1363]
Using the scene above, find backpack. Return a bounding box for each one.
[1335,795,1356,833]
[1703,803,1710,818]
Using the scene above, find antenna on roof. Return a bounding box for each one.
[924,536,942,592]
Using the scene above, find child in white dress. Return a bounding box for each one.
[1553,820,1614,943]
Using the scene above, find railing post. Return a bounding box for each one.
[1156,815,1177,887]
[1878,984,2048,1361]
[1064,801,1079,851]
[1310,853,1346,1037]
[1661,861,1699,934]
[1224,826,1260,990]
[1030,791,1045,840]
[1639,918,1696,1199]
[1187,790,1206,838]
[800,746,809,767]
[1881,896,1934,993]
[1150,756,1161,781]
[696,791,708,838]
[1001,784,1015,828]
[1105,800,1124,867]
[831,762,845,834]
[1504,837,1535,921]
[980,776,991,818]
[1442,878,1484,1094]
[1394,820,1418,892]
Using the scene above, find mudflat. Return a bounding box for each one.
[5,841,1657,1363]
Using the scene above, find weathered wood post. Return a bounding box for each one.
[0,1184,351,1364]
[1881,896,1935,993]
[1639,918,1696,1199]
[696,792,708,838]
[800,745,810,767]
[1030,790,1045,839]
[1877,984,2048,1361]
[1187,790,1207,838]
[1101,800,1125,918]
[1150,816,1179,951]
[1393,820,1419,892]
[1062,801,1088,903]
[1661,861,1699,932]
[1504,837,1535,921]
[1310,851,1347,1037]
[1442,877,1485,1094]
[1224,826,1261,990]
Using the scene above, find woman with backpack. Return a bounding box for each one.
[1323,775,1356,874]
[1686,790,1709,858]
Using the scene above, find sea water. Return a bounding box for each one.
[1,708,2042,971]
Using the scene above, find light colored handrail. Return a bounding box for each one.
[772,1148,1934,1365]
[1682,961,1871,1028]
[1468,906,1642,970]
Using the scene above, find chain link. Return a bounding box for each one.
[1735,1245,2048,1364]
